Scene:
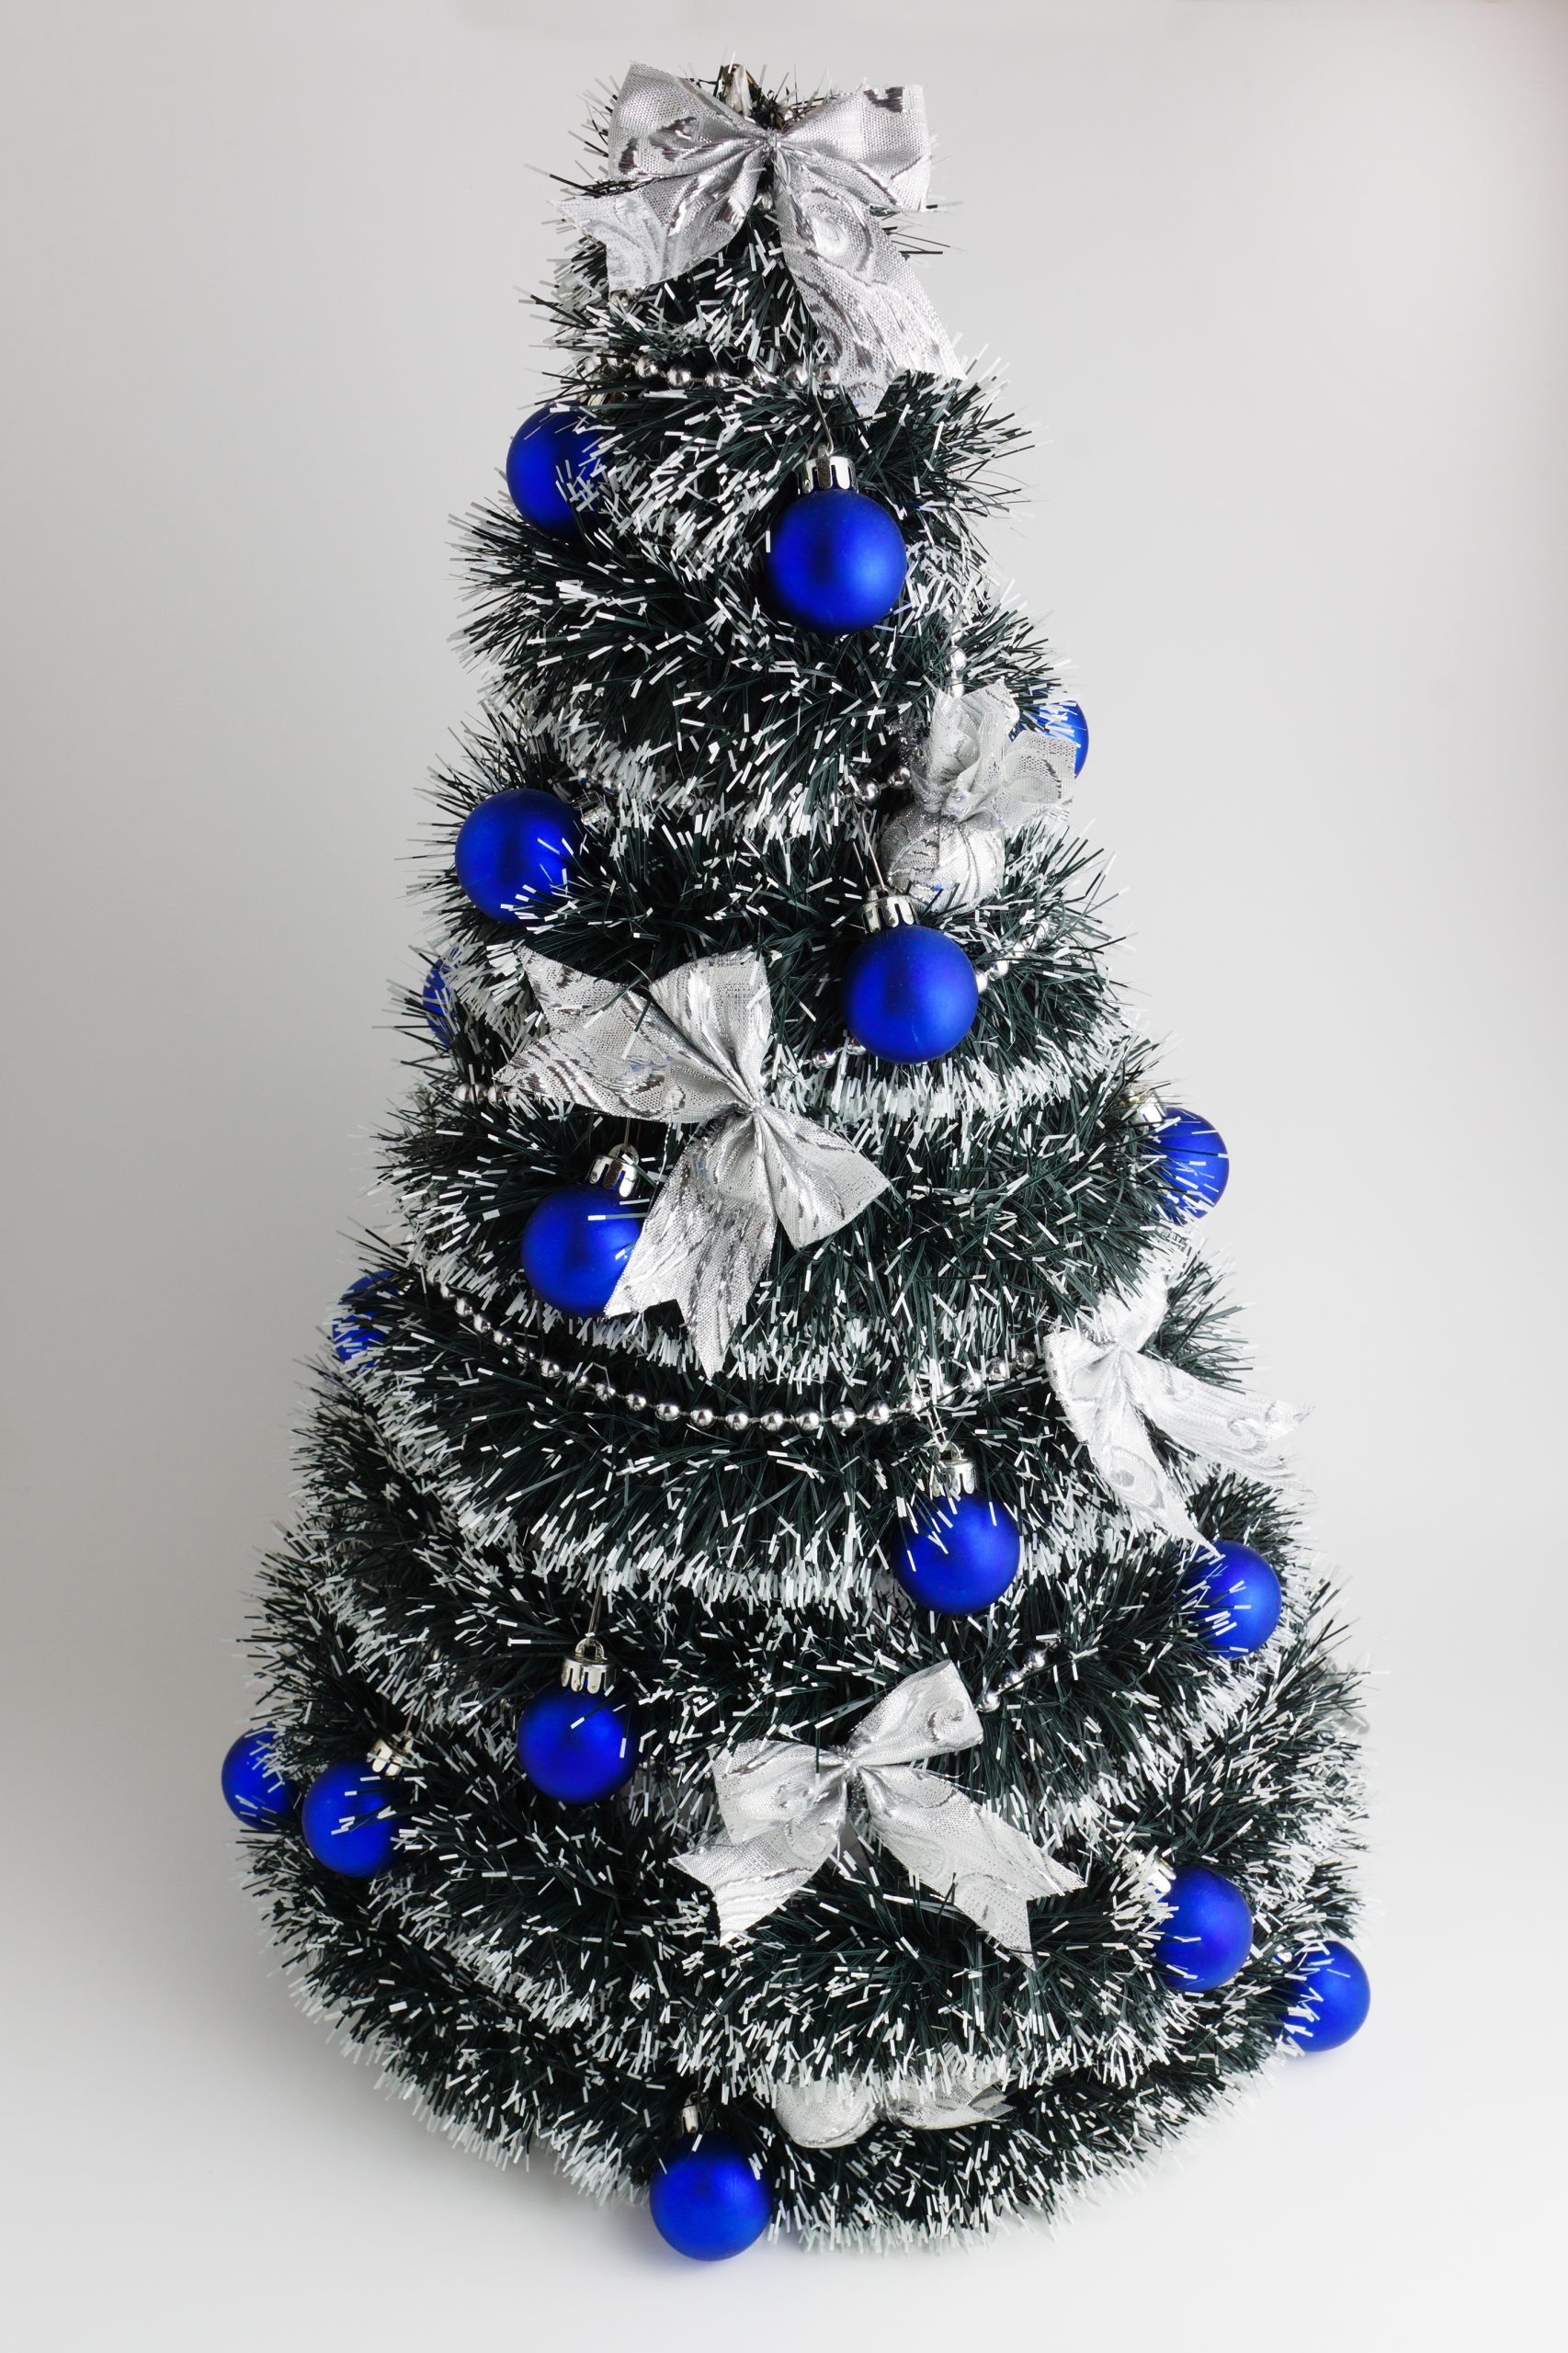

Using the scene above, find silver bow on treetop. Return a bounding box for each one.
[674,1662,1082,1955]
[562,62,960,413]
[879,682,1077,915]
[1043,1261,1305,1550]
[497,949,889,1374]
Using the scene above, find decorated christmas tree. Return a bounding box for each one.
[224,63,1369,2257]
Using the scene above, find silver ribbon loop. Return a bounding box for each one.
[1043,1262,1305,1548]
[675,1662,1082,1954]
[562,63,960,413]
[497,949,890,1374]
[880,683,1076,914]
[772,2067,1010,2149]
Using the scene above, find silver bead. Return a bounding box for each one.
[688,1407,715,1429]
[1014,1348,1037,1371]
[989,956,1012,979]
[989,1358,1010,1382]
[795,1410,822,1434]
[625,1392,648,1412]
[867,1403,892,1427]
[759,1410,785,1434]
[539,1358,560,1380]
[829,1406,857,1431]
[592,1380,614,1401]
[655,1401,682,1424]
[725,1410,750,1432]
[667,366,691,386]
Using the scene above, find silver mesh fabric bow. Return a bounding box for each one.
[498,949,889,1374]
[562,63,960,413]
[879,683,1076,914]
[1044,1262,1304,1548]
[674,1662,1082,1954]
[772,2066,1010,2149]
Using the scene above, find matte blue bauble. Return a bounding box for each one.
[1032,698,1089,775]
[1185,1541,1282,1655]
[650,2134,772,2261]
[843,925,979,1064]
[1278,1939,1370,2052]
[517,1684,639,1803]
[300,1761,403,1879]
[221,1729,299,1824]
[764,487,906,633]
[1154,1865,1254,1991]
[422,959,455,1046]
[520,1185,644,1317]
[331,1271,396,1364]
[505,404,599,537]
[895,1492,1021,1615]
[455,789,581,921]
[1148,1105,1230,1222]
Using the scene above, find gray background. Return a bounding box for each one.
[3,1,1563,2345]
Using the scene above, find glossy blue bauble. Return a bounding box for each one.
[764,487,906,633]
[895,1492,1022,1615]
[331,1271,396,1364]
[221,1729,299,1825]
[517,1684,639,1803]
[300,1761,403,1879]
[843,925,979,1065]
[455,789,581,921]
[650,2134,772,2262]
[520,1185,644,1317]
[1032,698,1089,775]
[1154,1864,1254,1991]
[505,404,600,537]
[1148,1105,1230,1222]
[1186,1540,1283,1655]
[1278,1939,1370,2052]
[422,959,455,1046]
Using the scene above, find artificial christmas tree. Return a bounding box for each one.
[228,63,1367,2253]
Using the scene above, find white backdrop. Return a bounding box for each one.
[3,3,1564,2347]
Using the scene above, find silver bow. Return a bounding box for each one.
[498,949,889,1374]
[1043,1262,1305,1547]
[879,683,1075,914]
[674,1662,1082,1954]
[772,2066,1010,2149]
[562,63,960,414]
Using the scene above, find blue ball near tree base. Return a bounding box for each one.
[1032,698,1089,775]
[455,789,581,921]
[764,487,907,633]
[650,2134,772,2261]
[1186,1541,1283,1656]
[520,1186,644,1317]
[300,1762,403,1879]
[843,925,979,1064]
[1278,1940,1370,2052]
[505,404,600,537]
[1148,1105,1230,1222]
[222,1729,299,1825]
[895,1493,1022,1615]
[1154,1865,1254,1991]
[517,1685,639,1803]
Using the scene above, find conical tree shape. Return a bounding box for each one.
[239,70,1363,2249]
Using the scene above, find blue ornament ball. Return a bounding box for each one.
[650,2133,772,2262]
[1278,1939,1370,2052]
[505,404,599,537]
[332,1271,397,1364]
[455,789,581,921]
[1032,698,1090,775]
[1185,1540,1283,1656]
[300,1761,403,1879]
[520,1184,644,1318]
[221,1728,299,1825]
[422,959,455,1047]
[517,1683,639,1804]
[895,1492,1021,1616]
[843,924,979,1064]
[1147,1105,1230,1222]
[1154,1864,1254,1992]
[764,487,906,634]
